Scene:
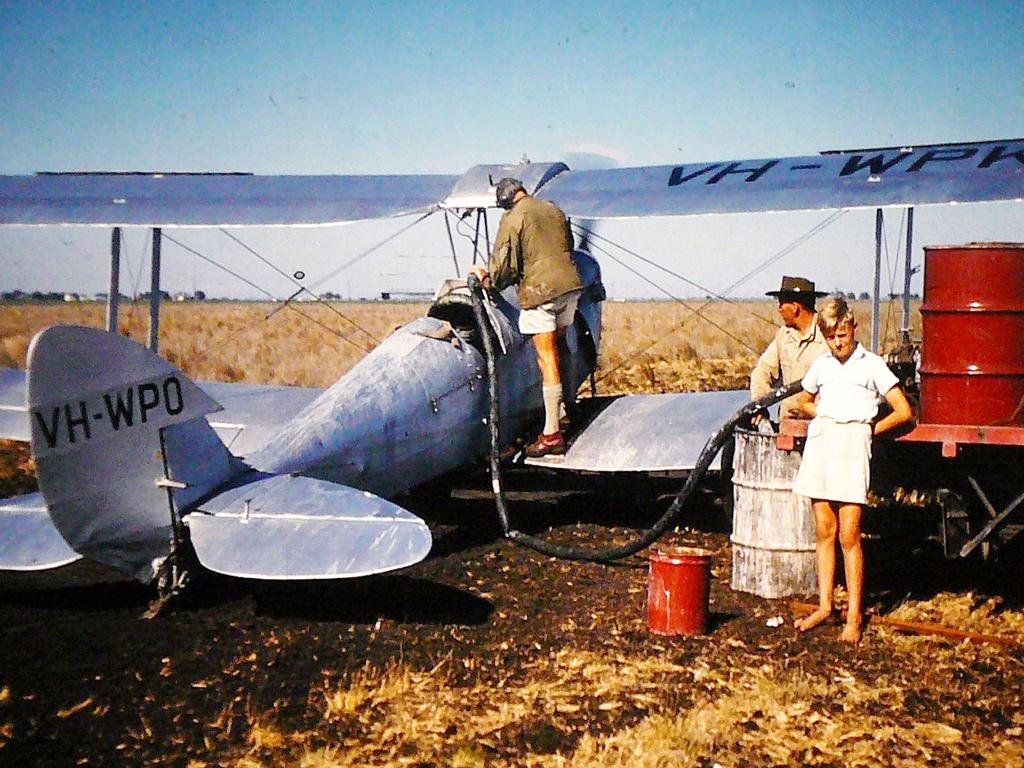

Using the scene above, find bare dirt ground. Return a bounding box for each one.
[1,300,1021,765]
[1,450,1023,767]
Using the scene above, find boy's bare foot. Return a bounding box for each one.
[840,620,862,644]
[795,607,833,632]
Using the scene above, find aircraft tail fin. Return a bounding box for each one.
[27,325,242,582]
[23,325,431,584]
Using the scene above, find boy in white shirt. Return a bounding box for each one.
[792,297,914,643]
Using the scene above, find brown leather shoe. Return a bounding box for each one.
[526,431,566,458]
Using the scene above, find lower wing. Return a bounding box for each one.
[526,390,750,472]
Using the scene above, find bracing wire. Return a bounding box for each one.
[571,209,849,384]
[217,227,380,344]
[442,211,461,278]
[574,208,848,321]
[161,211,438,365]
[449,207,489,265]
[308,208,437,290]
[121,228,151,338]
[160,232,372,357]
[713,209,849,297]
[130,228,150,300]
[573,223,743,305]
[581,234,760,354]
[162,233,282,301]
[472,209,484,265]
[880,210,907,349]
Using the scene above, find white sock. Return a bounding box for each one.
[542,384,562,435]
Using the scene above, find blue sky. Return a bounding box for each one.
[1,1,1022,299]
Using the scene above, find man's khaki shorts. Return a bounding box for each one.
[518,290,582,335]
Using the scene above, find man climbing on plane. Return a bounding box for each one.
[469,177,583,458]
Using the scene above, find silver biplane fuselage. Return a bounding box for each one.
[248,268,602,499]
[3,253,603,587]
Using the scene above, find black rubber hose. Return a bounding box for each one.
[467,274,512,534]
[468,275,801,562]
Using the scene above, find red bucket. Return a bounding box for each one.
[647,547,713,635]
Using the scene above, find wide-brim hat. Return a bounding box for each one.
[766,275,828,298]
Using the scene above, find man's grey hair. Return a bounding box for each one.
[495,177,525,209]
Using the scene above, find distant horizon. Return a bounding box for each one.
[3,198,1020,301]
[0,287,924,303]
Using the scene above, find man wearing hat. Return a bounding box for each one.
[750,276,831,424]
[468,178,583,457]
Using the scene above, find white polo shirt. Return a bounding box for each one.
[801,344,899,423]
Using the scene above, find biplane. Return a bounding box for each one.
[0,139,1022,595]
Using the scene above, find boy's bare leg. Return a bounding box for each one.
[838,504,865,643]
[796,500,838,632]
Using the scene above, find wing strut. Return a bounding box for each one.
[107,227,121,333]
[150,227,162,352]
[443,211,461,278]
[902,207,915,333]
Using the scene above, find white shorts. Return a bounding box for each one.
[792,417,872,504]
[518,289,582,335]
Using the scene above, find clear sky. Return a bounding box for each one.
[1,0,1022,300]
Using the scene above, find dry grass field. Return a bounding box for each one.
[0,297,919,393]
[9,297,1022,768]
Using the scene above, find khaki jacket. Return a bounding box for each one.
[488,196,582,309]
[750,316,831,418]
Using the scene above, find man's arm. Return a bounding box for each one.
[488,214,522,292]
[795,389,817,419]
[750,333,781,400]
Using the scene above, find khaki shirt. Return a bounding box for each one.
[488,196,583,309]
[750,315,830,418]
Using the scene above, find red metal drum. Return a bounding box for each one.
[919,243,1024,426]
[647,547,712,635]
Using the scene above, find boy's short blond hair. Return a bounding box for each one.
[817,295,856,335]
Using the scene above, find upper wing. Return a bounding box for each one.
[540,139,1024,218]
[0,173,458,226]
[2,139,1021,227]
